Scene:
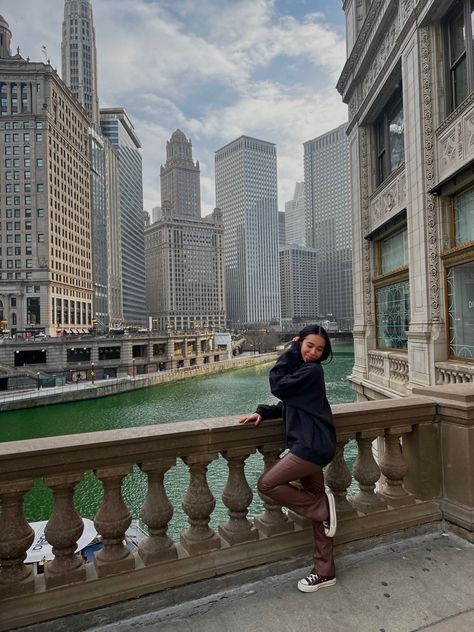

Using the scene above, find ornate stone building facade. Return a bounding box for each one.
[0,16,93,336]
[338,0,474,399]
[145,131,226,332]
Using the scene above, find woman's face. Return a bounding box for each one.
[300,334,326,363]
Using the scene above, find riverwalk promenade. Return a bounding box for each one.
[18,526,474,632]
[0,353,277,412]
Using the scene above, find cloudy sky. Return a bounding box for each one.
[3,0,348,215]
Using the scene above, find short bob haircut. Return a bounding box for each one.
[297,324,333,364]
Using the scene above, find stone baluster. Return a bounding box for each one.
[325,438,358,519]
[378,428,415,506]
[180,454,221,554]
[351,434,387,514]
[138,458,178,565]
[0,481,35,597]
[94,465,135,577]
[43,473,86,589]
[254,446,294,536]
[219,448,259,544]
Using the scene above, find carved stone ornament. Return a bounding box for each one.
[360,126,373,325]
[420,26,440,321]
[369,167,406,233]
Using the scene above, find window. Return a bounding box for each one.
[443,186,474,359]
[374,226,410,350]
[375,87,405,186]
[445,0,474,112]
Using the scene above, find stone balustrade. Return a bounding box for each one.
[367,351,410,394]
[1,388,473,630]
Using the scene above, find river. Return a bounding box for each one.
[1,344,356,536]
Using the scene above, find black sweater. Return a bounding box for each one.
[256,342,336,467]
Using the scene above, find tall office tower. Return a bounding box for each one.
[279,245,319,325]
[304,123,353,330]
[285,182,306,246]
[104,139,122,327]
[215,136,281,327]
[160,130,201,219]
[145,131,226,331]
[278,211,286,244]
[151,205,161,223]
[0,17,93,335]
[61,0,99,126]
[100,108,146,325]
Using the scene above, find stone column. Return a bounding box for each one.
[181,454,221,554]
[325,437,358,519]
[44,472,86,589]
[94,465,135,577]
[138,459,178,565]
[0,480,35,598]
[219,448,259,544]
[352,433,387,514]
[377,429,416,507]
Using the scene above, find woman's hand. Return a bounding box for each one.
[239,412,262,427]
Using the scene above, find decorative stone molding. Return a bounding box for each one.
[368,166,406,234]
[360,127,373,325]
[437,99,474,182]
[420,26,441,322]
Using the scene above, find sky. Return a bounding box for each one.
[2,0,348,216]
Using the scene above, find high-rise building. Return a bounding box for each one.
[215,136,281,327]
[285,182,306,246]
[278,211,286,245]
[145,131,226,331]
[103,138,122,327]
[304,123,353,330]
[279,244,319,324]
[100,108,146,325]
[160,130,201,219]
[61,0,99,126]
[151,205,161,223]
[0,17,93,335]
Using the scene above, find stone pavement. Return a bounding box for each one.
[19,527,474,632]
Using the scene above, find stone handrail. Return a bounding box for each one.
[0,396,455,630]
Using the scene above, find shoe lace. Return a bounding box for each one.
[304,573,319,584]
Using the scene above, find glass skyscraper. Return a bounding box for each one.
[100,108,146,325]
[215,136,281,327]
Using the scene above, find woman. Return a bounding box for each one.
[240,325,337,593]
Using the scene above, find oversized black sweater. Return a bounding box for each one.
[256,342,336,467]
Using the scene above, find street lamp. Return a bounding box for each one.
[36,371,40,391]
[91,361,95,385]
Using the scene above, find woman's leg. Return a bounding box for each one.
[257,452,335,577]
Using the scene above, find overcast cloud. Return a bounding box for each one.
[3,0,348,214]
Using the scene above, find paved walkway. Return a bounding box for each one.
[19,527,474,632]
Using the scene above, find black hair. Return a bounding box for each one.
[297,325,333,363]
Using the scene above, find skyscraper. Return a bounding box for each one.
[61,0,99,126]
[101,108,146,325]
[215,136,281,327]
[0,16,93,335]
[145,131,226,331]
[279,244,319,324]
[285,182,306,246]
[304,123,353,330]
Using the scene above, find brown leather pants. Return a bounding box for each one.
[258,451,335,577]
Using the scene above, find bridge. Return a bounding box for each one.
[0,383,473,630]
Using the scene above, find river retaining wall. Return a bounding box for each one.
[0,353,278,412]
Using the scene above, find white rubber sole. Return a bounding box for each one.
[297,576,337,593]
[324,489,337,538]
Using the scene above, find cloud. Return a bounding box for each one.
[2,0,348,213]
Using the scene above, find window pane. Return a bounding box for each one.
[453,55,468,107]
[447,261,474,358]
[376,280,410,350]
[380,230,408,273]
[449,8,466,63]
[454,186,474,244]
[388,103,405,171]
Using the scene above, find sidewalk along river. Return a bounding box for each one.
[1,344,356,539]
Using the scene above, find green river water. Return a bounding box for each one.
[1,345,356,537]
